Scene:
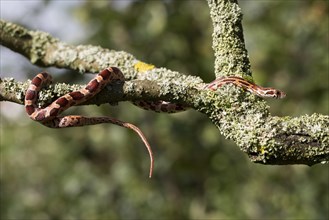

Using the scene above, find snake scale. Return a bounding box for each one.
[25,67,286,177]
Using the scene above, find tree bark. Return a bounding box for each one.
[0,0,328,166]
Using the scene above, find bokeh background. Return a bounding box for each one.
[1,1,328,219]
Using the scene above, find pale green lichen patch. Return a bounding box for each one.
[1,20,29,38]
[46,43,79,69]
[1,77,27,104]
[53,82,82,95]
[131,67,204,104]
[36,85,55,107]
[280,114,329,145]
[30,30,59,64]
[29,82,86,108]
[0,20,32,53]
[77,48,138,77]
[253,114,328,164]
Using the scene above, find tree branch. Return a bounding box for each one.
[1,0,328,167]
[207,0,252,78]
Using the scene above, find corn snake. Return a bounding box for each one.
[25,67,285,178]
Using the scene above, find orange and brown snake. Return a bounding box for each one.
[25,67,285,177]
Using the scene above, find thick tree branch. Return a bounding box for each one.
[1,0,328,168]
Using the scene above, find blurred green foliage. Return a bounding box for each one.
[1,0,328,219]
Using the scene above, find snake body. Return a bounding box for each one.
[206,76,286,98]
[25,67,285,177]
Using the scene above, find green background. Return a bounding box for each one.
[1,1,328,219]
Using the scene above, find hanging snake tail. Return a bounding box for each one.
[41,116,154,178]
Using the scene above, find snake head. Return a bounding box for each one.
[264,89,286,99]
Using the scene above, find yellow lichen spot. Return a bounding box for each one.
[134,61,155,73]
[259,146,266,154]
